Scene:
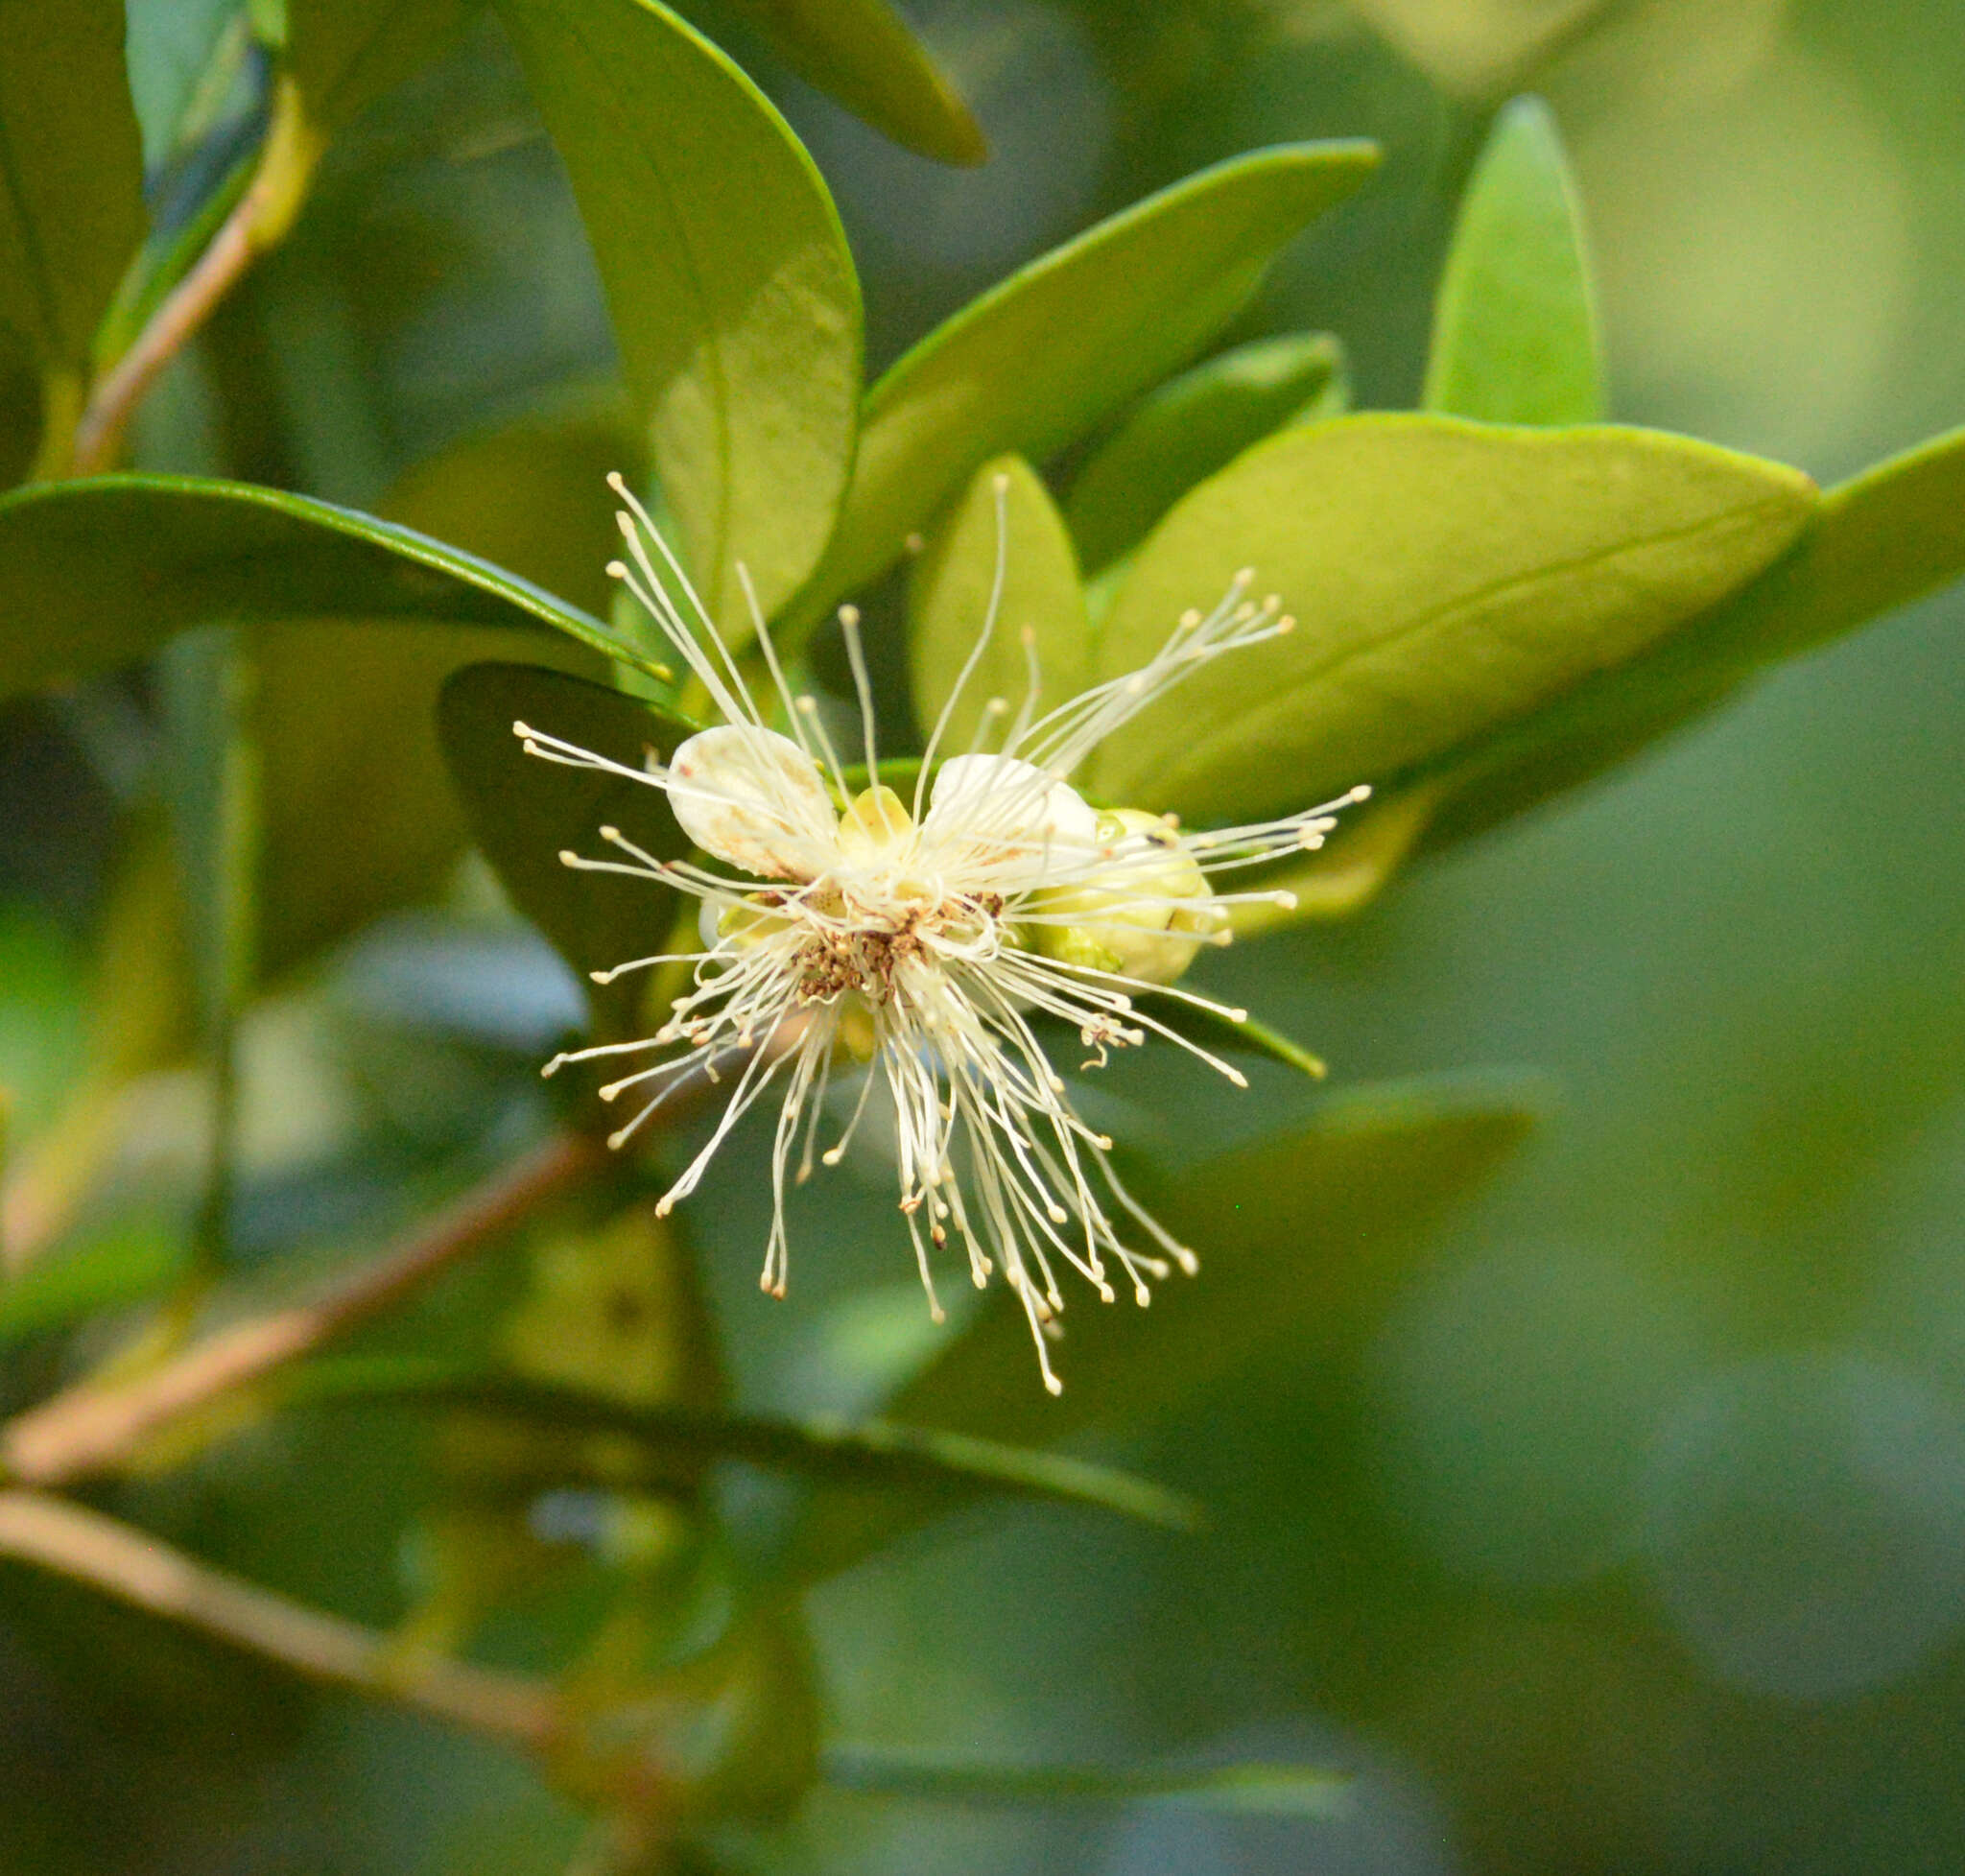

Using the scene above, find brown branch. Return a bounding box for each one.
[0,1488,556,1746]
[1,1128,608,1489]
[70,78,322,477]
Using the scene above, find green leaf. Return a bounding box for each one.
[1066,333,1346,573]
[795,140,1380,622]
[1086,416,1816,821]
[1709,422,1965,666]
[284,0,481,133]
[788,1074,1541,1578]
[0,0,148,374]
[0,1220,187,1353]
[495,0,862,626]
[723,0,987,166]
[0,472,656,701]
[285,1359,1195,1529]
[255,622,603,982]
[436,662,696,1038]
[823,1747,1348,1816]
[1424,95,1601,426]
[379,389,646,626]
[1418,423,1965,845]
[907,454,1087,752]
[1138,999,1327,1083]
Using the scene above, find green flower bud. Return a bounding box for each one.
[1029,808,1227,986]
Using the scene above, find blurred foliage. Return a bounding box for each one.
[0,1,1962,1873]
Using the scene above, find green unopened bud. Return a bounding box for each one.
[1030,808,1225,986]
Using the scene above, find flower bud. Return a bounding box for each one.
[1030,808,1225,985]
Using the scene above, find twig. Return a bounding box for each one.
[0,1129,607,1488]
[70,78,321,477]
[0,1488,556,1746]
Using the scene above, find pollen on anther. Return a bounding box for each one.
[605,559,628,579]
[557,849,579,867]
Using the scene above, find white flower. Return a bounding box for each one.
[514,473,1367,1394]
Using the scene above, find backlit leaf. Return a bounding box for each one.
[496,0,862,625]
[794,141,1380,623]
[908,454,1087,753]
[1423,95,1601,426]
[725,0,987,166]
[1087,416,1815,820]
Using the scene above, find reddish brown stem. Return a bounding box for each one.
[70,79,320,477]
[0,1488,556,1746]
[0,1129,607,1489]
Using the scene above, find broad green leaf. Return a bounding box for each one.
[1708,421,1965,666]
[788,1074,1540,1578]
[725,0,987,166]
[0,0,148,375]
[1086,416,1816,821]
[284,0,481,133]
[823,1747,1348,1815]
[496,0,862,625]
[1067,333,1346,573]
[908,454,1087,752]
[437,662,696,1039]
[794,141,1380,622]
[287,1361,1196,1530]
[245,408,635,980]
[1418,423,1965,844]
[1424,95,1600,426]
[255,622,602,981]
[0,473,655,701]
[0,1221,186,1354]
[379,390,645,625]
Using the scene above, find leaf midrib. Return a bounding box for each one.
[1123,487,1805,804]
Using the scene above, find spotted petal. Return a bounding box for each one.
[669,724,839,880]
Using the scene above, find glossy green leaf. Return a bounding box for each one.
[823,1746,1348,1815]
[725,0,987,166]
[1420,422,1965,845]
[1424,95,1601,426]
[0,0,148,373]
[437,662,696,1038]
[287,1360,1194,1529]
[285,0,480,133]
[788,1074,1540,1578]
[795,140,1380,621]
[496,0,862,626]
[908,454,1087,752]
[1067,333,1346,573]
[1086,416,1816,821]
[0,473,654,701]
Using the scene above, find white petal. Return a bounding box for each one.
[925,753,1101,856]
[669,724,837,879]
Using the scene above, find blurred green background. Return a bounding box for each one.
[5,1,1965,1870]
